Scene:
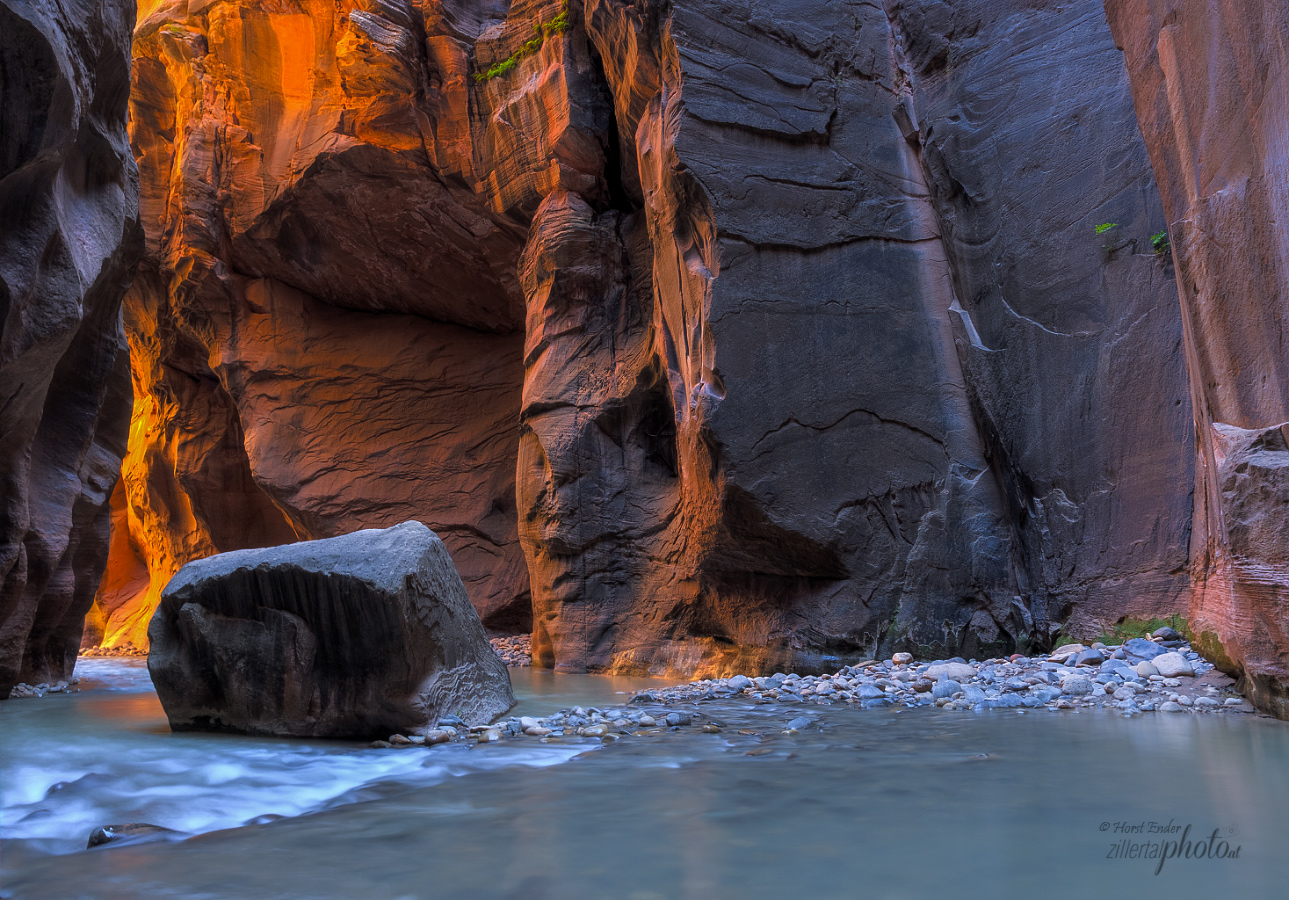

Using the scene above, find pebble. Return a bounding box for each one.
[366,634,1249,755]
[891,652,913,665]
[925,662,976,681]
[1123,638,1166,660]
[4,680,78,699]
[490,634,532,667]
[1152,652,1195,678]
[1048,644,1085,661]
[932,679,962,700]
[1060,675,1093,696]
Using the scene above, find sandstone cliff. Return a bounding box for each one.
[1105,0,1289,716]
[0,0,142,695]
[100,0,1195,678]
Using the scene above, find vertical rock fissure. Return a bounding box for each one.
[881,1,1039,650]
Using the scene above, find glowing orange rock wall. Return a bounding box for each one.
[92,0,607,647]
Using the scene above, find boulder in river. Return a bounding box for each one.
[147,522,514,739]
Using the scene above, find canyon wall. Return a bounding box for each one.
[100,0,1195,677]
[1105,0,1289,715]
[0,0,142,695]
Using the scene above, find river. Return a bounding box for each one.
[2,659,1288,898]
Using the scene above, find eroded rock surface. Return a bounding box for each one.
[0,0,142,695]
[524,0,1189,674]
[148,521,514,738]
[103,0,1196,678]
[1105,0,1289,717]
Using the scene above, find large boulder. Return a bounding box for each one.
[147,522,514,738]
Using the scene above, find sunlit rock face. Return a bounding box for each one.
[1105,0,1289,717]
[97,0,563,647]
[105,0,1193,677]
[0,0,142,695]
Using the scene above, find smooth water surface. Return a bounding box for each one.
[3,660,1289,899]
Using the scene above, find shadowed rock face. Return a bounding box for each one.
[101,0,1195,678]
[148,521,514,738]
[0,0,142,696]
[1105,0,1289,717]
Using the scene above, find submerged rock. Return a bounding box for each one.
[87,823,183,849]
[147,522,514,739]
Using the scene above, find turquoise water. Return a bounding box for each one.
[3,660,1288,899]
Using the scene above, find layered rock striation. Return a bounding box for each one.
[148,521,514,738]
[102,0,1197,679]
[1105,0,1289,716]
[525,0,1191,673]
[0,0,142,696]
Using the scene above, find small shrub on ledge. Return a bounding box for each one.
[474,2,570,83]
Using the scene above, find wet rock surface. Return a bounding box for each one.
[630,635,1255,717]
[86,823,183,850]
[367,634,1258,756]
[0,0,142,696]
[148,522,515,738]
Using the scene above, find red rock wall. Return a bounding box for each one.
[92,0,608,647]
[0,0,142,695]
[1105,0,1289,716]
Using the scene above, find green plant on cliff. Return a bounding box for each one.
[1151,230,1170,256]
[1052,615,1191,649]
[1095,222,1119,235]
[474,2,570,83]
[1093,615,1191,646]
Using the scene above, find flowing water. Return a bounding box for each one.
[3,659,1289,899]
